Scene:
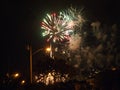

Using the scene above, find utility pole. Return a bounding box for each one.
[27,44,51,84]
[29,45,32,84]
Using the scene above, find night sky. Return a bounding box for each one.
[1,0,119,76]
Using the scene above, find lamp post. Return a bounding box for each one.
[27,44,51,84]
[29,45,32,84]
[13,72,20,78]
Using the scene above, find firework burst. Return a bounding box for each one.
[41,7,84,43]
[41,12,71,43]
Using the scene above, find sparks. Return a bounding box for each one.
[41,7,84,43]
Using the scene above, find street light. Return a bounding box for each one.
[27,45,51,83]
[13,73,20,78]
[21,80,26,85]
[14,73,19,78]
[46,47,51,52]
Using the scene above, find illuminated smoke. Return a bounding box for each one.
[41,6,119,80]
[65,22,118,80]
[69,34,82,51]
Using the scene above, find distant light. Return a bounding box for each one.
[46,73,54,85]
[112,67,116,71]
[21,80,25,85]
[34,70,69,85]
[6,73,10,77]
[14,73,19,78]
[62,51,66,54]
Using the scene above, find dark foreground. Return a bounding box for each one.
[0,69,120,90]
